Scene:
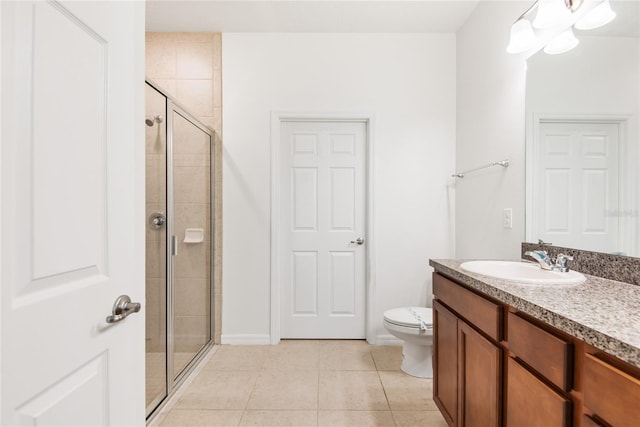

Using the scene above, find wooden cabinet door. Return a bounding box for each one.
[458,321,502,427]
[506,357,571,427]
[434,300,458,426]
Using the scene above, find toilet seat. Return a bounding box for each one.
[383,307,432,329]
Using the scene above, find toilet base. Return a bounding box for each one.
[400,342,433,378]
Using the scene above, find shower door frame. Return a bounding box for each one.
[145,79,216,419]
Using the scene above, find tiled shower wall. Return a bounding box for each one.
[146,32,223,344]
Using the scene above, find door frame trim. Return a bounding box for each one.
[269,112,376,344]
[525,113,632,254]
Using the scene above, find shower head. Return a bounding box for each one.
[145,115,164,127]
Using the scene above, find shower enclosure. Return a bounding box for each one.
[145,80,215,417]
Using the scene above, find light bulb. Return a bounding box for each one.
[575,0,616,30]
[544,28,579,54]
[507,19,539,54]
[533,0,573,29]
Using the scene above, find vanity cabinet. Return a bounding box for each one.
[433,271,640,427]
[583,352,640,426]
[433,274,502,427]
[505,312,573,427]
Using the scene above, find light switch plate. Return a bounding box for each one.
[503,208,513,229]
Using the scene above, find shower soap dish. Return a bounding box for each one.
[184,228,204,243]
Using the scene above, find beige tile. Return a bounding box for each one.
[145,240,164,279]
[264,341,321,370]
[174,241,210,279]
[160,409,242,427]
[150,78,177,99]
[176,79,214,117]
[246,370,318,410]
[393,410,449,427]
[177,42,214,79]
[146,39,177,79]
[378,371,438,411]
[318,371,389,410]
[175,370,257,410]
[372,345,402,371]
[320,340,372,350]
[174,278,209,316]
[213,69,222,108]
[204,345,269,371]
[145,154,166,203]
[174,165,210,204]
[213,33,222,70]
[197,116,215,131]
[239,410,317,426]
[319,343,376,371]
[318,410,396,426]
[173,32,215,44]
[213,107,223,134]
[174,117,211,155]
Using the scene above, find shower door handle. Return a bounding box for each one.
[106,295,141,324]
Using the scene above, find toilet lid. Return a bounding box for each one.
[384,307,433,328]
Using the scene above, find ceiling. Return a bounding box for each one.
[145,0,484,33]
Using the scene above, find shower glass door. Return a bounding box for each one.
[170,109,212,379]
[145,80,214,419]
[145,84,168,413]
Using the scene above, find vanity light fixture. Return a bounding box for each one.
[507,0,616,55]
[575,0,616,29]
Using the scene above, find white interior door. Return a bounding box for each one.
[279,120,366,339]
[534,121,621,253]
[1,1,144,425]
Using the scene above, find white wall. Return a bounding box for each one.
[222,33,456,343]
[455,1,528,259]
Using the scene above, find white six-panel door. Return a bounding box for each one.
[1,1,144,425]
[534,121,621,253]
[279,121,367,339]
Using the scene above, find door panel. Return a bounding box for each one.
[535,121,620,253]
[433,300,458,426]
[1,1,144,425]
[458,321,501,427]
[171,111,212,379]
[280,121,366,338]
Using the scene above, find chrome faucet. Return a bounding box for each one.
[525,250,575,272]
[525,250,553,270]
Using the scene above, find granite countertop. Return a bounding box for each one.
[429,259,640,368]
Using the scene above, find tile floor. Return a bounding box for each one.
[157,340,448,426]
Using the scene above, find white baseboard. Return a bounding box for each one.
[220,334,272,345]
[374,334,403,346]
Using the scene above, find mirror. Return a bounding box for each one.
[525,1,640,257]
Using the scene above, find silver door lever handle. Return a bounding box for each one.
[350,238,365,245]
[106,295,141,324]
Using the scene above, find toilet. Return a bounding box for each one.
[383,307,433,378]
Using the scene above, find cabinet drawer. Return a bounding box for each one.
[508,312,572,391]
[433,273,502,341]
[506,357,571,427]
[584,353,640,427]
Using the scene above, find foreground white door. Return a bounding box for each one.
[534,121,621,253]
[1,1,145,425]
[279,121,367,338]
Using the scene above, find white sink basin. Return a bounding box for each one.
[460,260,586,285]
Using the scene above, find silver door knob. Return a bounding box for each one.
[106,295,141,323]
[350,237,365,245]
